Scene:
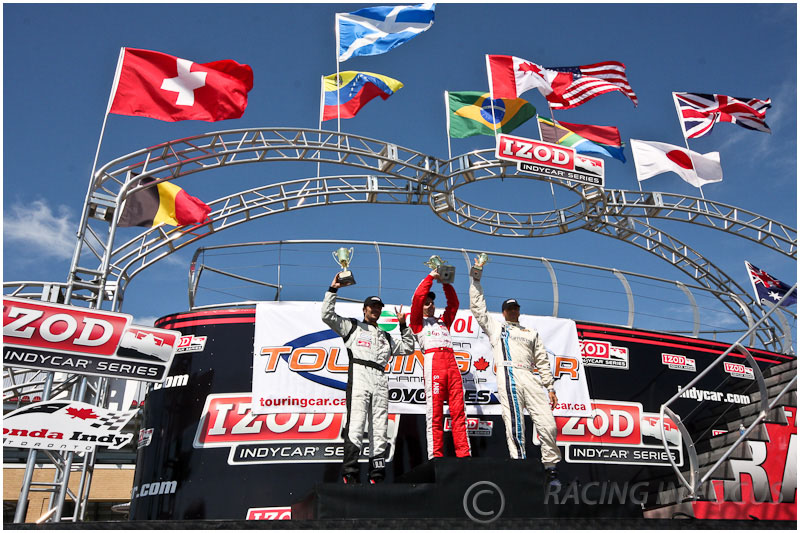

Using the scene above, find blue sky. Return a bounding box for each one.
[2,3,796,345]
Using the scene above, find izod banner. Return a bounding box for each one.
[251,301,591,417]
[496,133,605,187]
[3,296,180,382]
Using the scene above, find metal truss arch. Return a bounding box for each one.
[435,149,796,260]
[106,174,425,309]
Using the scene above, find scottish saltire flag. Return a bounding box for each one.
[537,117,626,162]
[337,3,435,62]
[322,71,403,121]
[673,92,772,138]
[745,261,796,307]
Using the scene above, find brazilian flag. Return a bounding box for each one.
[448,91,536,138]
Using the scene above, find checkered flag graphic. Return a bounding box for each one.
[88,410,136,432]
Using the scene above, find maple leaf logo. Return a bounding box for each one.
[66,407,98,420]
[517,62,543,76]
[474,357,490,372]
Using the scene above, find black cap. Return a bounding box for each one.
[426,291,436,301]
[501,298,520,311]
[363,296,384,307]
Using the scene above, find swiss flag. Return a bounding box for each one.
[108,48,253,122]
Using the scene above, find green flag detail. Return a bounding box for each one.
[448,91,536,138]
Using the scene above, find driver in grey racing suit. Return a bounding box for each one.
[322,273,415,484]
[469,271,562,487]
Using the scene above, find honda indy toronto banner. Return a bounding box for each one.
[3,400,137,452]
[251,301,591,417]
[3,296,181,382]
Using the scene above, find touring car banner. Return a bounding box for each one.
[252,301,591,416]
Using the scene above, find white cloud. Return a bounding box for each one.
[3,200,78,261]
[131,315,159,327]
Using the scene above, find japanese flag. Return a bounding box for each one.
[630,139,722,188]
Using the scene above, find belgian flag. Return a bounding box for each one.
[118,177,211,228]
[447,91,536,138]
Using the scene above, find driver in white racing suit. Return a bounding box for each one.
[321,273,415,484]
[469,270,562,488]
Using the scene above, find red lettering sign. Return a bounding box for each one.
[496,134,575,169]
[195,394,344,446]
[557,401,642,445]
[3,297,131,356]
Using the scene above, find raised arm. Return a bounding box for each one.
[391,306,416,356]
[409,273,435,334]
[441,282,459,329]
[469,276,500,341]
[320,275,352,338]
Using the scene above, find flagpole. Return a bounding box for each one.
[65,46,125,303]
[544,104,559,211]
[485,55,500,147]
[673,92,707,202]
[334,14,342,136]
[317,75,325,181]
[629,139,654,227]
[444,91,453,174]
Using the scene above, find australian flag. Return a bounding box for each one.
[745,261,796,307]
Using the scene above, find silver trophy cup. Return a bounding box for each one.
[424,255,455,284]
[470,253,490,281]
[333,247,356,286]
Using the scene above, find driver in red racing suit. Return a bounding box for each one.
[409,270,472,459]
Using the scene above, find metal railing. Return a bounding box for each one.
[185,240,795,351]
[658,284,798,500]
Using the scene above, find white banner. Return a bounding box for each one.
[3,400,137,452]
[252,301,591,417]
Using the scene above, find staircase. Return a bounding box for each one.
[644,359,797,520]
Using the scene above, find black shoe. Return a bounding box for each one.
[545,467,561,489]
[369,477,384,485]
[342,474,360,484]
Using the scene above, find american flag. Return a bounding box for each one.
[544,61,638,110]
[673,92,771,139]
[745,261,796,307]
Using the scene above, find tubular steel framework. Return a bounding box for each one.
[4,127,797,523]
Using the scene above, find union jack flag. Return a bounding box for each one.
[544,61,638,110]
[673,92,771,139]
[745,261,796,307]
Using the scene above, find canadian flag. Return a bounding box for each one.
[630,139,723,188]
[486,54,572,101]
[108,48,253,122]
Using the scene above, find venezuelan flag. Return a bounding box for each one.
[322,71,403,121]
[448,91,536,138]
[118,177,211,228]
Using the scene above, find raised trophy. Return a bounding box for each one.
[470,253,490,281]
[424,255,455,284]
[332,247,356,286]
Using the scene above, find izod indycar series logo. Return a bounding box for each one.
[176,335,207,354]
[444,417,493,437]
[555,400,683,466]
[246,507,291,520]
[496,133,605,187]
[723,361,755,380]
[3,297,179,382]
[579,339,629,370]
[661,353,696,372]
[194,393,399,466]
